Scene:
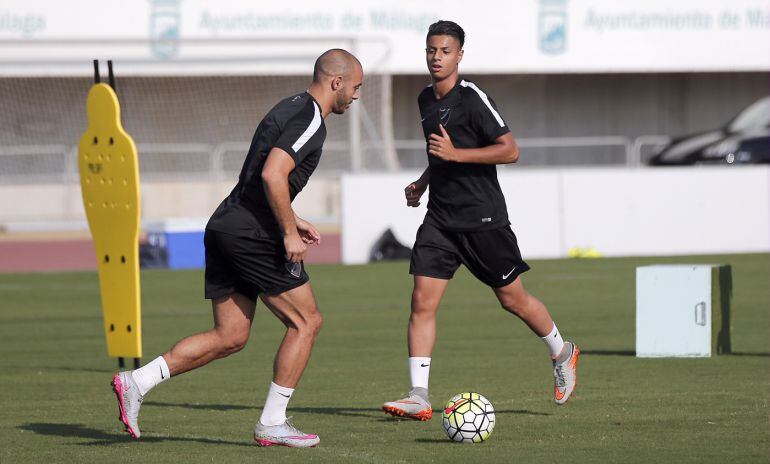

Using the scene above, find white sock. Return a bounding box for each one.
[541,324,565,358]
[259,382,294,426]
[131,356,170,396]
[409,357,431,390]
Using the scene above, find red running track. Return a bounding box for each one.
[0,234,341,273]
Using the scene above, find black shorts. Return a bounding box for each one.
[409,223,530,288]
[204,229,309,301]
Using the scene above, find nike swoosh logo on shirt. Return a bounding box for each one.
[502,266,517,279]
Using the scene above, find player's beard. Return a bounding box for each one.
[332,91,349,114]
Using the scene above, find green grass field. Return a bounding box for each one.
[0,254,767,463]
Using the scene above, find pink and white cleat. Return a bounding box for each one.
[111,371,143,439]
[253,417,320,448]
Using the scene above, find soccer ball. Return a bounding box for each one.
[441,392,495,443]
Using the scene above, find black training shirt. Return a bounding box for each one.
[418,79,511,231]
[207,92,326,238]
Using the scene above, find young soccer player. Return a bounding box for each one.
[112,49,363,447]
[382,21,579,421]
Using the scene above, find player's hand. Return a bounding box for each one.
[283,232,307,263]
[428,125,460,162]
[295,216,321,245]
[405,180,427,207]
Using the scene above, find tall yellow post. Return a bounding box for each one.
[77,81,142,361]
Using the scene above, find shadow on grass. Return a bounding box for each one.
[2,366,115,374]
[582,350,769,357]
[582,349,635,356]
[494,409,550,416]
[143,402,551,418]
[727,351,770,357]
[414,438,451,443]
[143,401,254,412]
[17,423,252,447]
[47,366,116,373]
[144,401,387,419]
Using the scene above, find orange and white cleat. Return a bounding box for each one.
[553,341,580,405]
[382,390,433,421]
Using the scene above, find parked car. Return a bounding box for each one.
[648,96,770,166]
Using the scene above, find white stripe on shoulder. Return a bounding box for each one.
[460,80,505,127]
[291,102,322,153]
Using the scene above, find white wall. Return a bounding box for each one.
[2,0,769,76]
[6,166,768,262]
[341,166,770,264]
[0,176,340,229]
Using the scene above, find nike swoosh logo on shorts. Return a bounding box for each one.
[502,266,517,279]
[285,262,302,278]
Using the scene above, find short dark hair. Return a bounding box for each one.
[427,20,465,48]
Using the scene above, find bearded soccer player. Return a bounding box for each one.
[382,21,579,421]
[112,49,363,447]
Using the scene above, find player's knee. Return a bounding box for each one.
[218,328,249,356]
[499,293,527,316]
[411,291,439,316]
[222,337,248,356]
[297,310,323,338]
[308,310,323,335]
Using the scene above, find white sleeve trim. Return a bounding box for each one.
[460,80,505,127]
[291,102,322,153]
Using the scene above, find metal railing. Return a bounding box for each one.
[631,135,674,166]
[395,135,671,167]
[0,135,673,183]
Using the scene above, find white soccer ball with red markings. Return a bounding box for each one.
[441,392,495,443]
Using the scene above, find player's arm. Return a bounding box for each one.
[261,148,306,262]
[428,125,519,164]
[405,167,430,207]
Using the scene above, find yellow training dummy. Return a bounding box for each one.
[78,82,142,360]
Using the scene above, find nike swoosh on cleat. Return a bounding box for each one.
[554,388,566,401]
[502,266,517,279]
